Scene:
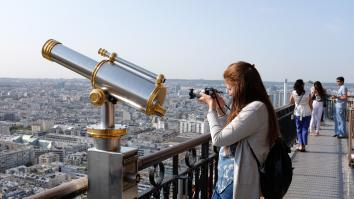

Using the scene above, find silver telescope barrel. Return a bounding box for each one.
[42,39,166,116]
[98,48,157,80]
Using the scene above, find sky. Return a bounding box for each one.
[0,0,353,83]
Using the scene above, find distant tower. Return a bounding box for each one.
[283,79,288,106]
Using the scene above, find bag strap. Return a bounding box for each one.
[296,93,304,105]
[293,92,304,114]
[246,140,261,169]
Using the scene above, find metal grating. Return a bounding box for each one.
[285,122,353,199]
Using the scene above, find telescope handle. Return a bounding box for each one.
[98,48,157,80]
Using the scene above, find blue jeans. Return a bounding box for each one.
[335,103,347,136]
[295,116,311,145]
[212,183,233,199]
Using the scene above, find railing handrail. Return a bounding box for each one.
[138,133,210,170]
[348,107,354,167]
[25,177,87,199]
[324,94,354,121]
[275,103,294,111]
[325,94,354,99]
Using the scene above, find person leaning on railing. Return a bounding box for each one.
[199,61,280,199]
[332,76,348,138]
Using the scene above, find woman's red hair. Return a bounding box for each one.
[223,61,279,146]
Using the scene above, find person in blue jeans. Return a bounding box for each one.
[289,79,312,152]
[332,76,348,138]
[211,146,234,199]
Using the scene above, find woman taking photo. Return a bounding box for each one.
[309,81,326,136]
[199,61,279,198]
[289,79,312,152]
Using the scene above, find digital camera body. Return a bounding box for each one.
[189,87,222,99]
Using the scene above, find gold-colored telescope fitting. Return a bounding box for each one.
[156,74,165,84]
[90,59,110,106]
[109,52,117,63]
[86,125,128,139]
[98,48,108,57]
[42,39,61,61]
[98,48,118,63]
[91,60,110,89]
[89,88,105,106]
[146,74,167,116]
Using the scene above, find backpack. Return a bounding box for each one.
[247,138,293,199]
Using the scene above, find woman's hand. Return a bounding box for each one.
[198,93,216,111]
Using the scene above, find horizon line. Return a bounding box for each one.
[0,77,351,84]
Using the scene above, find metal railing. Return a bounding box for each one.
[138,134,214,198]
[26,177,87,199]
[348,107,354,167]
[324,95,354,168]
[325,95,354,120]
[137,104,296,199]
[27,104,296,199]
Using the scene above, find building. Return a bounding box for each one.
[5,163,71,189]
[65,152,87,166]
[151,116,166,130]
[34,150,64,163]
[31,125,41,133]
[3,112,19,122]
[122,110,131,121]
[41,120,55,131]
[0,141,35,172]
[179,119,209,134]
[38,152,60,165]
[0,122,11,135]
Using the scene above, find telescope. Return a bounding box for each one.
[42,39,167,198]
[42,39,166,116]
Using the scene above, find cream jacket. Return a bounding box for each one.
[207,101,270,199]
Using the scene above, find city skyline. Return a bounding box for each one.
[0,77,353,85]
[0,1,353,82]
[0,74,353,198]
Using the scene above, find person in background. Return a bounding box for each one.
[289,79,312,152]
[199,61,279,198]
[309,81,326,136]
[332,76,348,138]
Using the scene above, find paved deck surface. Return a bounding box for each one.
[285,121,354,199]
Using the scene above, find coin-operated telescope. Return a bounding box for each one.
[42,39,167,199]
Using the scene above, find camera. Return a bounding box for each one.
[189,87,223,99]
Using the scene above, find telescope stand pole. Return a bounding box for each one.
[95,101,120,152]
[88,101,123,199]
